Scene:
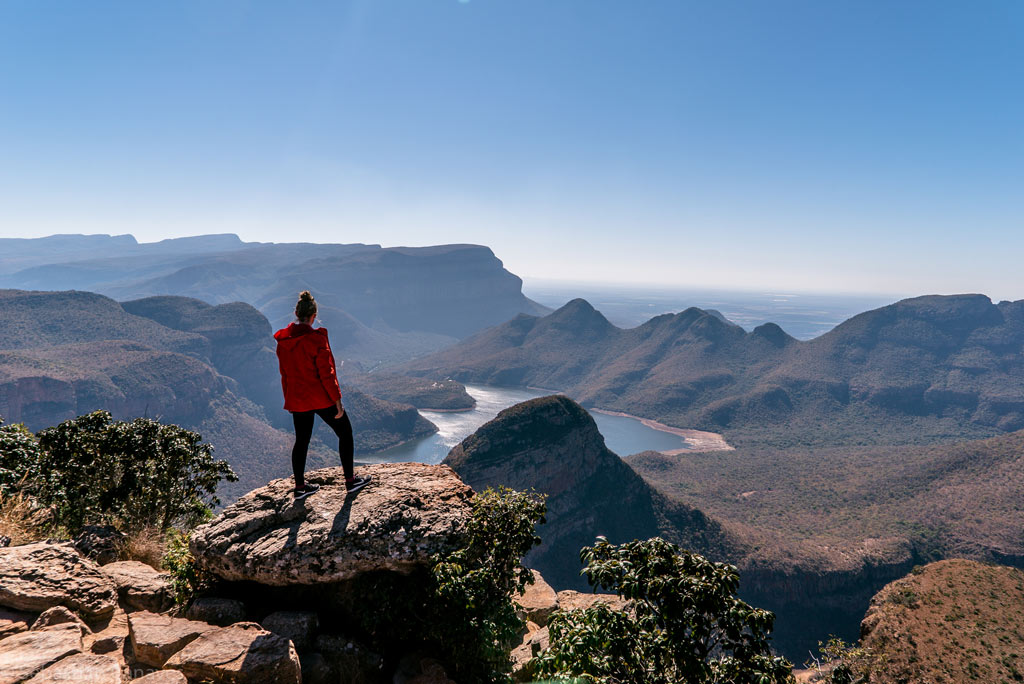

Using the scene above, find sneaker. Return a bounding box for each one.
[346,475,372,494]
[293,483,320,500]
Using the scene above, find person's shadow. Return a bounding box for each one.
[281,486,365,549]
[330,486,367,539]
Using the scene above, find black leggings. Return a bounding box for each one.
[291,407,354,486]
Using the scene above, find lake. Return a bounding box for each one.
[364,384,699,465]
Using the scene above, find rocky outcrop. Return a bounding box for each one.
[510,585,631,681]
[444,395,732,589]
[30,607,89,636]
[23,653,120,684]
[260,611,318,652]
[0,543,117,619]
[184,598,247,627]
[99,561,174,613]
[554,590,629,614]
[71,526,125,566]
[0,624,83,684]
[190,463,474,585]
[127,611,214,668]
[0,609,32,640]
[164,622,301,684]
[132,672,187,684]
[514,570,558,627]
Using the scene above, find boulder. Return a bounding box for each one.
[260,611,318,652]
[555,589,629,613]
[0,542,117,619]
[31,607,90,636]
[72,526,125,566]
[83,607,129,663]
[164,622,301,684]
[190,463,473,585]
[0,536,9,549]
[0,608,33,640]
[514,570,558,626]
[127,611,214,668]
[511,625,549,683]
[184,597,247,626]
[23,653,120,684]
[99,561,174,612]
[0,623,83,684]
[131,671,188,684]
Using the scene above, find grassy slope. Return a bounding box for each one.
[860,559,1024,684]
[627,430,1024,574]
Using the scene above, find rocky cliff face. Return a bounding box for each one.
[444,395,734,590]
[0,343,228,430]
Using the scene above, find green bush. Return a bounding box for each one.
[354,486,546,684]
[534,536,794,684]
[1,410,236,534]
[0,421,44,497]
[162,528,210,605]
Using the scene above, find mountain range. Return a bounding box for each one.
[0,234,550,368]
[403,294,1024,447]
[0,289,438,501]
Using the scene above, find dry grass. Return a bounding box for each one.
[117,525,168,569]
[0,490,49,546]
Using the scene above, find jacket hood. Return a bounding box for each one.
[273,322,328,342]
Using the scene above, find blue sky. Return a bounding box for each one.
[1,1,1022,298]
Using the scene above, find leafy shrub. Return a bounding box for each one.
[804,637,875,684]
[353,486,546,684]
[162,528,211,605]
[1,410,235,535]
[534,536,793,684]
[0,422,44,497]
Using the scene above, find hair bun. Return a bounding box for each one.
[295,290,318,320]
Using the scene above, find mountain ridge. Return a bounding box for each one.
[404,293,1024,447]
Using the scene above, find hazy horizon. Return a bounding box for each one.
[3,2,1022,299]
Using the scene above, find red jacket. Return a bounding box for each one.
[274,323,342,412]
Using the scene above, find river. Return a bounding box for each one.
[363,384,706,465]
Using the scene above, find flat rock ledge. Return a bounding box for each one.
[190,463,474,585]
[165,622,301,684]
[0,623,83,684]
[0,542,117,619]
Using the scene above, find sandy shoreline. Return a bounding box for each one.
[420,406,475,414]
[592,409,734,453]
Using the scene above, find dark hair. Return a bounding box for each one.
[295,290,317,321]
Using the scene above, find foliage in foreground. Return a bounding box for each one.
[354,486,547,684]
[534,536,794,684]
[162,528,212,604]
[0,410,236,535]
[804,637,875,684]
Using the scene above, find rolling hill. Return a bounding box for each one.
[443,395,737,589]
[404,294,1024,448]
[0,290,439,501]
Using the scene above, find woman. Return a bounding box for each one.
[274,291,371,499]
